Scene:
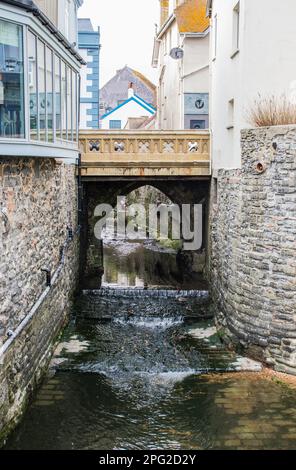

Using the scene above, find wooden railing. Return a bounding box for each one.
[79,130,211,177]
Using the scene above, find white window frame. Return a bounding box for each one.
[0,7,81,159]
[231,2,240,58]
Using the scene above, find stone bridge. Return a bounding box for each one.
[79,130,211,288]
[79,130,211,178]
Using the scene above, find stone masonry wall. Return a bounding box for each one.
[0,157,79,442]
[209,126,296,375]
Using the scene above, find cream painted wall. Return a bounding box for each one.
[210,0,296,170]
[158,20,182,129]
[183,36,209,93]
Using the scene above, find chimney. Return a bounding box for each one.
[128,82,134,98]
[159,0,169,26]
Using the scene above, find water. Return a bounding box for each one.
[5,241,296,450]
[101,239,207,290]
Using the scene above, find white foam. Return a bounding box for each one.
[113,316,184,329]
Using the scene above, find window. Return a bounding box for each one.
[28,31,37,140]
[227,99,234,129]
[46,47,53,142]
[190,120,206,130]
[72,70,77,141]
[109,120,121,129]
[66,65,72,140]
[61,60,67,140]
[55,55,61,139]
[0,21,79,146]
[232,2,240,56]
[0,19,24,138]
[37,39,45,141]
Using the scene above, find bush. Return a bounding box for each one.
[247,94,296,127]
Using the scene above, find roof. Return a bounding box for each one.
[130,68,156,93]
[78,18,94,32]
[124,114,156,130]
[100,66,156,114]
[0,0,85,64]
[175,0,209,33]
[101,95,156,120]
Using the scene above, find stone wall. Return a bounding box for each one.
[209,126,296,375]
[0,157,79,442]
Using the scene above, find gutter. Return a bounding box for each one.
[0,0,86,65]
[180,27,210,38]
[157,13,176,40]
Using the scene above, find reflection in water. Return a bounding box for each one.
[102,240,206,290]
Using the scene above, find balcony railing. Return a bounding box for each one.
[79,130,211,177]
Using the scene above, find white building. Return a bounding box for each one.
[208,0,296,170]
[35,0,82,45]
[152,0,210,130]
[100,86,156,130]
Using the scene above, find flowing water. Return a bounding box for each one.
[5,241,296,450]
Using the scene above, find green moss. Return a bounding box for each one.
[157,239,182,250]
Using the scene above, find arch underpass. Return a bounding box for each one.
[79,130,211,289]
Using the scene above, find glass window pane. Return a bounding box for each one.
[28,31,37,140]
[0,19,24,138]
[37,40,45,141]
[61,60,66,140]
[46,47,53,142]
[55,55,61,140]
[66,66,72,140]
[72,70,77,142]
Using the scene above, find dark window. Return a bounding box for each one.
[0,19,24,138]
[109,120,121,129]
[190,120,206,130]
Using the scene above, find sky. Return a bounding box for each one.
[78,0,159,88]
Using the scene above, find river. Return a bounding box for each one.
[5,241,296,450]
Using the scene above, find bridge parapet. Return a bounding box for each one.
[79,130,211,177]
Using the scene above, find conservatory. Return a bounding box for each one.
[0,0,84,162]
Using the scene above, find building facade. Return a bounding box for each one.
[152,0,210,130]
[78,18,100,130]
[208,0,296,170]
[0,0,84,162]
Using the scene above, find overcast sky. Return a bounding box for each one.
[78,0,159,87]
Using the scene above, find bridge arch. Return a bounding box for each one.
[80,178,210,289]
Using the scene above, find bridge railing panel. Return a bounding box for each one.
[79,130,211,177]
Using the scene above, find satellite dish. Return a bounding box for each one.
[170,47,184,60]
